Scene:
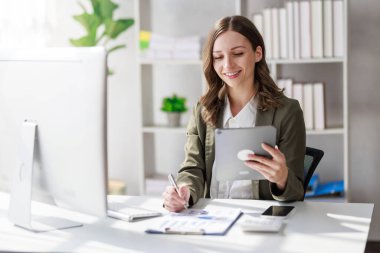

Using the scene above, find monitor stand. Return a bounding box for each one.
[8,120,83,232]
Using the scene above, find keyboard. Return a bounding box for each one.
[240,216,284,232]
[107,202,162,222]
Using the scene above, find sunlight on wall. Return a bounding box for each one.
[0,0,56,47]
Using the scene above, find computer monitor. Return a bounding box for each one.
[0,47,108,231]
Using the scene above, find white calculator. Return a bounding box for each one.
[240,216,284,232]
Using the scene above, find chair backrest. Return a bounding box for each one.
[303,147,324,199]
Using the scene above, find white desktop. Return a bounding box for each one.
[0,47,108,231]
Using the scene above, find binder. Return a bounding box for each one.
[333,0,344,57]
[252,13,264,36]
[311,0,323,58]
[263,8,272,59]
[279,8,288,59]
[293,0,301,59]
[300,0,312,59]
[303,83,314,130]
[313,82,325,130]
[145,208,242,235]
[271,8,280,59]
[293,83,304,110]
[286,1,294,59]
[323,0,333,57]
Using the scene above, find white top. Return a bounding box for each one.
[210,95,258,199]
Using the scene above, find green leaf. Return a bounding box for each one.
[70,34,97,47]
[91,0,118,22]
[73,13,101,34]
[104,19,134,39]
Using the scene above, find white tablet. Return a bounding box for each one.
[214,126,277,181]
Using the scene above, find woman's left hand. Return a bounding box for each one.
[244,143,288,191]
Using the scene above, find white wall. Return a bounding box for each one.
[348,0,380,241]
[50,0,140,194]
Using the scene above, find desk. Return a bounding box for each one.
[0,192,373,253]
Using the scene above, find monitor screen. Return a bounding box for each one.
[0,47,108,218]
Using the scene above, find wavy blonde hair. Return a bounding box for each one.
[200,15,283,126]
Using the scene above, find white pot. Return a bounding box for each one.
[166,112,181,127]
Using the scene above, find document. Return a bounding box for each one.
[145,208,242,235]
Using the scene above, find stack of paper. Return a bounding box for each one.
[140,31,201,60]
[146,207,242,235]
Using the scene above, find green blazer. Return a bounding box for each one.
[177,96,306,205]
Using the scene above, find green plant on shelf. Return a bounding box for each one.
[161,94,188,113]
[70,0,134,75]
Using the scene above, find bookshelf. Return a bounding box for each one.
[133,0,348,201]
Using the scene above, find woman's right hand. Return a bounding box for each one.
[162,184,190,212]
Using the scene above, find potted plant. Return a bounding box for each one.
[70,0,134,75]
[161,94,188,127]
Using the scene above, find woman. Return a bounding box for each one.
[163,15,305,212]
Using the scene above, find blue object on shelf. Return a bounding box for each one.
[305,179,344,198]
[306,174,319,194]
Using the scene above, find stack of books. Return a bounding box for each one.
[252,0,344,60]
[277,79,325,130]
[140,31,201,60]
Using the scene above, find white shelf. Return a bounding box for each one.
[268,57,344,64]
[140,59,202,65]
[140,58,343,66]
[143,126,344,135]
[306,128,345,135]
[143,126,186,134]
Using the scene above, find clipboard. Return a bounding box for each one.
[145,208,242,235]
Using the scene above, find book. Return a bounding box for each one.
[279,8,288,59]
[286,1,294,60]
[311,0,323,58]
[284,79,293,98]
[252,13,264,36]
[323,0,333,57]
[333,0,344,57]
[263,8,273,59]
[293,0,301,59]
[277,79,292,98]
[300,0,312,59]
[271,8,280,59]
[313,82,325,130]
[293,83,304,110]
[303,83,314,130]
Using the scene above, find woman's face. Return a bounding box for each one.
[212,30,262,92]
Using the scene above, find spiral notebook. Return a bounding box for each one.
[145,208,242,235]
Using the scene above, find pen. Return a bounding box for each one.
[168,173,189,209]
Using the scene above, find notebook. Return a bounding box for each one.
[214,126,277,181]
[107,202,162,222]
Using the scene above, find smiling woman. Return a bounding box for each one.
[0,0,55,48]
[162,15,306,212]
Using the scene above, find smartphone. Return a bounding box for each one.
[261,206,295,218]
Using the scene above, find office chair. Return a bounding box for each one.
[303,147,324,200]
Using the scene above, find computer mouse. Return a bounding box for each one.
[237,149,255,161]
